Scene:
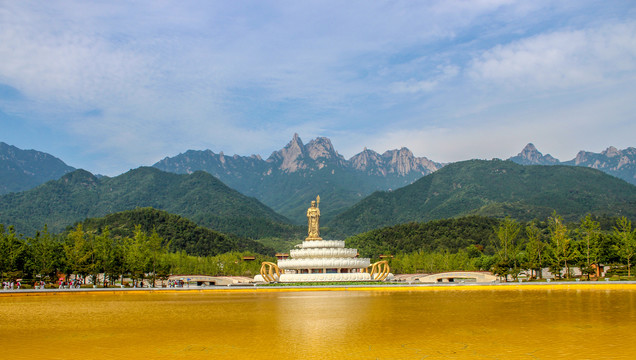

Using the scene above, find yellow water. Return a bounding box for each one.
[1,286,635,359]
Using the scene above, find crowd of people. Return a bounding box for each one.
[167,279,187,288]
[1,278,192,290]
[2,280,22,290]
[58,279,83,289]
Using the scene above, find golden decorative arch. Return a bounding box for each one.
[369,260,390,281]
[260,262,282,283]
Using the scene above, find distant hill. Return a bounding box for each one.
[327,159,636,237]
[345,216,501,258]
[0,166,301,238]
[0,142,75,194]
[79,207,275,256]
[509,143,636,185]
[508,143,559,166]
[153,134,442,223]
[563,146,636,185]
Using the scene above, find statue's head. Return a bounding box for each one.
[311,201,316,207]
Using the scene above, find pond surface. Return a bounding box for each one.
[1,286,635,359]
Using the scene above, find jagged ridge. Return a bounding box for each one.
[154,134,443,223]
[509,143,636,184]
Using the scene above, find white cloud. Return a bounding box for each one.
[349,78,636,164]
[469,22,636,91]
[390,65,460,94]
[1,1,635,175]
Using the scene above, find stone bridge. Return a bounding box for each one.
[415,271,498,283]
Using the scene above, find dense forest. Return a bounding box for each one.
[348,214,636,280]
[79,208,276,256]
[2,212,635,286]
[0,222,274,287]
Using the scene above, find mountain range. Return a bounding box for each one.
[3,137,636,204]
[509,143,636,185]
[0,142,75,195]
[2,138,636,241]
[154,133,441,223]
[0,166,300,238]
[326,159,636,237]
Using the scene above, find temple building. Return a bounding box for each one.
[257,196,390,282]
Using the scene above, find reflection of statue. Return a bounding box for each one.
[306,195,322,241]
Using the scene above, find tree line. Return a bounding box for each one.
[0,223,273,287]
[486,213,636,280]
[356,214,636,280]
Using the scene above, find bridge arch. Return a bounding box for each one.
[416,271,498,283]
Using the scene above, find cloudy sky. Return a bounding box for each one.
[1,1,635,175]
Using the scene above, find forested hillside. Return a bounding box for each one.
[79,208,275,256]
[328,160,636,236]
[0,142,75,194]
[345,216,501,258]
[0,167,302,238]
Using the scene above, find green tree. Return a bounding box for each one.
[492,217,522,281]
[0,225,27,281]
[523,223,545,280]
[148,229,168,287]
[63,224,93,283]
[547,213,578,279]
[124,226,151,286]
[613,217,636,277]
[28,225,62,281]
[577,214,602,279]
[92,227,125,287]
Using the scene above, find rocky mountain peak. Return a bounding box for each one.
[349,148,383,173]
[564,146,636,183]
[573,150,588,165]
[267,134,308,172]
[522,142,538,153]
[602,146,620,157]
[519,143,541,161]
[509,143,559,165]
[306,137,337,160]
[348,146,441,176]
[382,148,424,176]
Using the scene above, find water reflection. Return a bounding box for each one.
[1,288,635,359]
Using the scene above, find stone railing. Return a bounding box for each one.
[299,240,345,249]
[279,272,372,282]
[278,257,370,270]
[290,247,358,259]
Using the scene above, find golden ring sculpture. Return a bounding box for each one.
[369,260,390,281]
[259,260,390,283]
[260,262,282,282]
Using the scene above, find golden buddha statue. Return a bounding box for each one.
[306,195,322,241]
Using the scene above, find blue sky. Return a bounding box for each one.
[1,1,635,175]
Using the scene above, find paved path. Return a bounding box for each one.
[2,280,635,296]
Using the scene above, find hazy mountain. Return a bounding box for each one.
[153,134,442,223]
[0,142,75,194]
[563,146,636,185]
[0,166,300,238]
[509,143,636,185]
[508,143,560,165]
[79,207,275,256]
[327,159,636,237]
